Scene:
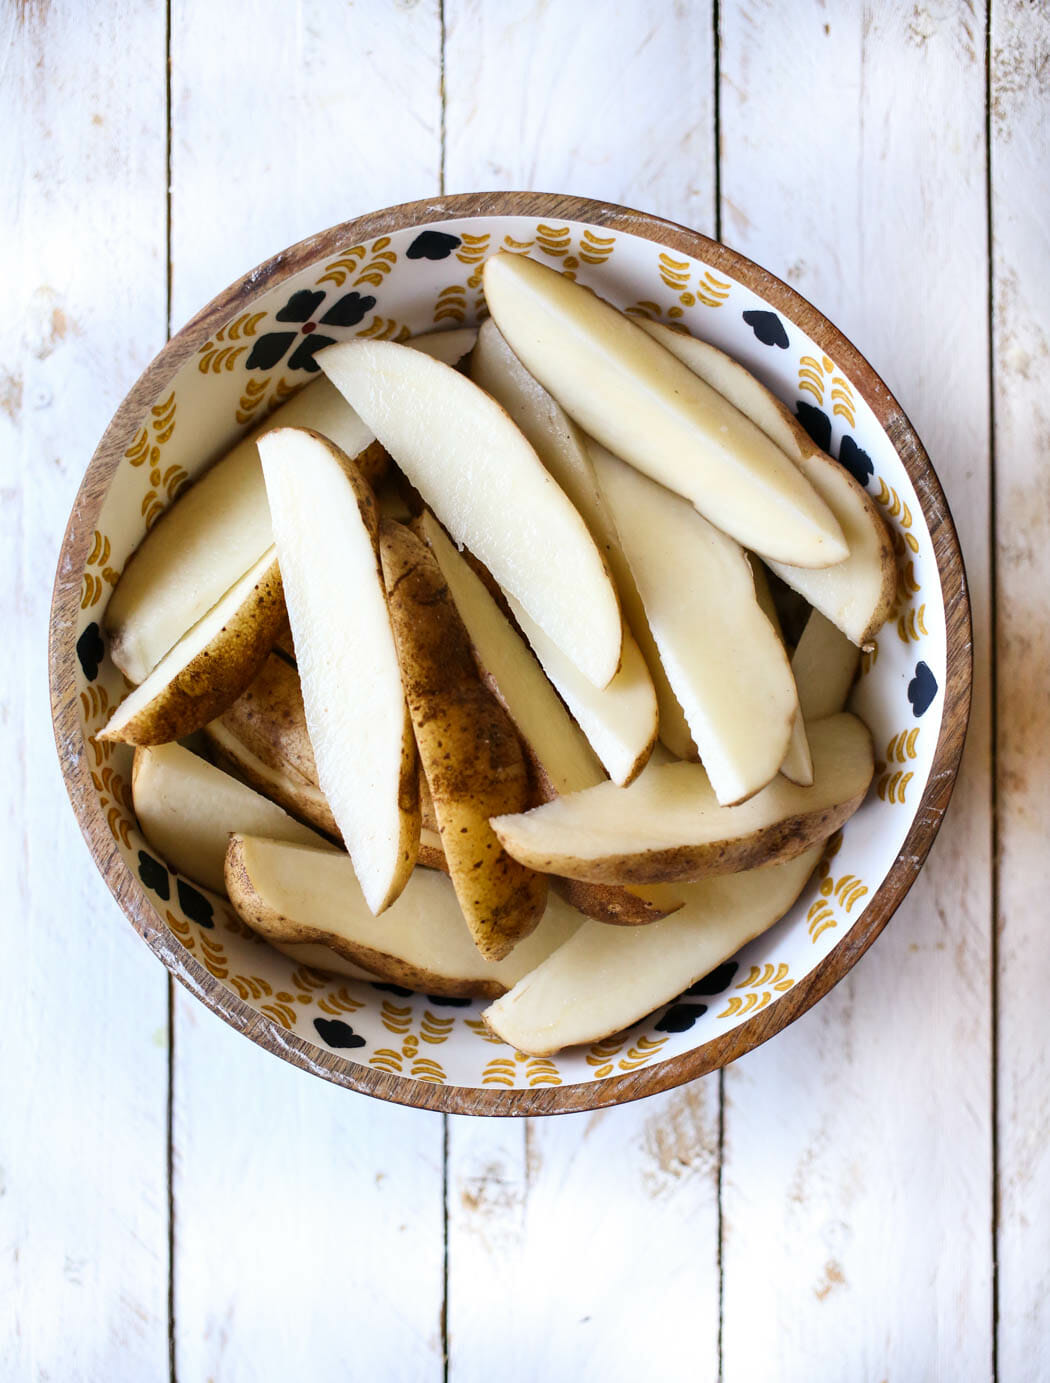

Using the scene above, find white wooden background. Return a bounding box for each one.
[3,1,1046,1378]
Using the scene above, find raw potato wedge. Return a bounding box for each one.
[481,252,847,569]
[591,443,799,805]
[416,511,682,926]
[319,337,623,688]
[379,520,547,961]
[491,713,874,885]
[792,610,862,721]
[506,595,657,786]
[258,427,419,915]
[470,318,694,762]
[752,564,813,787]
[132,743,330,894]
[226,835,581,998]
[99,548,284,745]
[640,319,895,646]
[484,845,823,1055]
[205,720,341,840]
[105,329,477,684]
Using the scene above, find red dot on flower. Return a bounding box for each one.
[302,322,316,334]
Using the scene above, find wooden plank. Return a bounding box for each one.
[0,3,170,1380]
[443,0,716,234]
[168,3,448,1379]
[444,6,721,1379]
[990,4,1050,1377]
[717,5,994,1380]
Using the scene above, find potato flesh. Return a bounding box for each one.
[506,594,657,787]
[640,319,894,647]
[591,444,798,805]
[470,318,694,761]
[491,714,873,885]
[132,743,328,894]
[225,836,581,998]
[106,330,478,684]
[793,610,861,721]
[319,338,623,688]
[100,547,283,744]
[481,252,847,569]
[483,845,823,1055]
[258,428,418,915]
[751,563,813,787]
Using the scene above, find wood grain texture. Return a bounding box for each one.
[717,4,992,1379]
[167,4,447,1377]
[2,3,170,1380]
[446,1088,720,1383]
[991,4,1050,1377]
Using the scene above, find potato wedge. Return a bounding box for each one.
[258,427,419,915]
[416,511,682,926]
[506,596,657,786]
[132,743,330,894]
[204,719,341,840]
[491,713,874,885]
[319,338,623,688]
[105,329,477,684]
[484,844,823,1055]
[226,835,581,999]
[640,319,895,646]
[793,610,862,721]
[590,443,799,805]
[99,548,284,745]
[379,520,547,961]
[752,563,813,787]
[481,252,847,569]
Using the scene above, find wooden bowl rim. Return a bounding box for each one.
[49,190,973,1117]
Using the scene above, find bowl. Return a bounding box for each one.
[49,191,972,1115]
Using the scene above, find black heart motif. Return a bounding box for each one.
[742,310,789,349]
[76,622,105,681]
[796,401,832,453]
[839,434,874,487]
[176,879,214,929]
[656,1002,708,1034]
[313,1017,366,1049]
[426,994,473,1008]
[138,851,170,901]
[320,292,377,327]
[245,332,297,371]
[275,289,326,323]
[687,960,738,996]
[286,334,338,372]
[908,661,938,717]
[371,982,414,997]
[406,230,462,261]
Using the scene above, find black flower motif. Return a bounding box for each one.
[908,661,938,717]
[176,879,214,929]
[246,289,377,373]
[839,434,874,487]
[313,1018,367,1050]
[656,1002,708,1033]
[407,230,462,261]
[426,994,473,1007]
[371,982,414,997]
[687,960,738,996]
[76,622,105,681]
[742,310,789,348]
[138,851,170,901]
[796,400,832,453]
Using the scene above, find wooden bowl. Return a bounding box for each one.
[49,192,971,1115]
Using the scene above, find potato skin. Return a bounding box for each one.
[224,836,502,999]
[100,557,285,744]
[380,520,547,960]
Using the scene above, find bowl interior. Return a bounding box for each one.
[58,203,954,1110]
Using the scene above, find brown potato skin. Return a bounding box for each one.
[224,837,503,999]
[100,558,285,744]
[380,520,547,960]
[495,786,872,886]
[552,877,681,925]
